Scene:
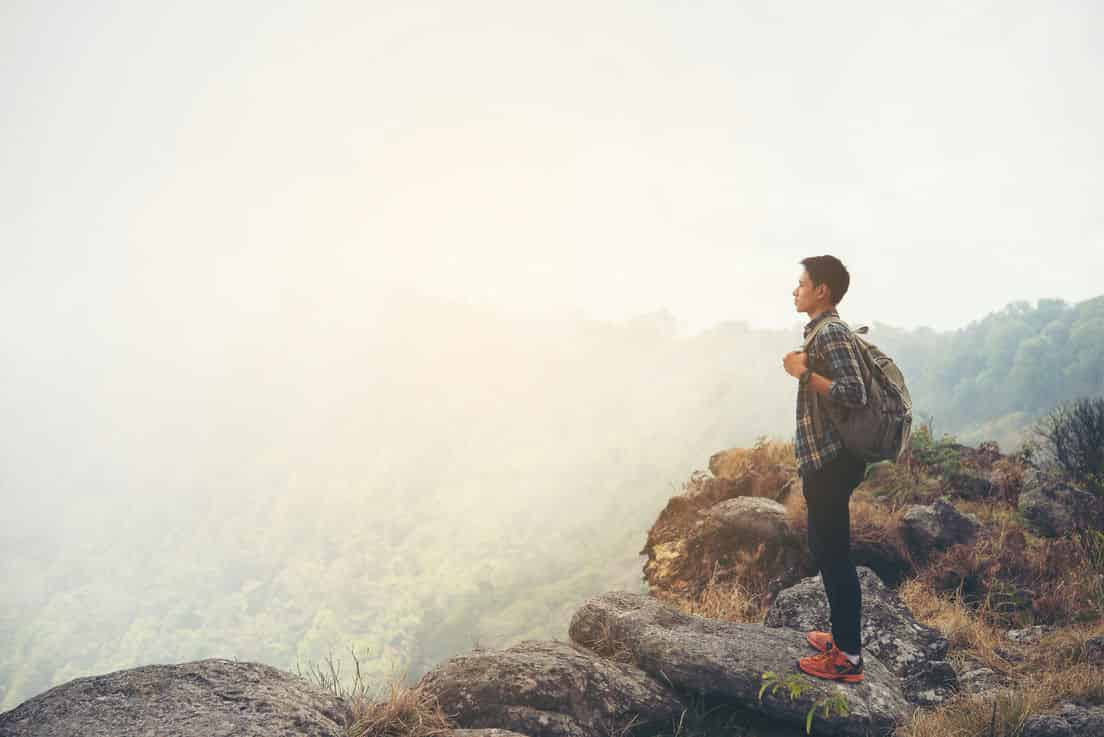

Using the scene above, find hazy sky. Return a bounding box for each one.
[3,0,1102,339]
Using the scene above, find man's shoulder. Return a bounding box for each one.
[811,317,851,347]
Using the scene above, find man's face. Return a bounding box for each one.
[792,270,824,313]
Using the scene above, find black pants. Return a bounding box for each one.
[801,449,866,654]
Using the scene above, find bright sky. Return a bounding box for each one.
[3,0,1102,338]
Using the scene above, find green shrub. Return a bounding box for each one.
[910,424,963,478]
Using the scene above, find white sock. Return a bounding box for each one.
[842,650,861,664]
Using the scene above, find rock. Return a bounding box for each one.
[899,497,980,561]
[899,660,958,706]
[569,590,912,736]
[846,538,915,590]
[1023,703,1104,737]
[448,730,535,737]
[1023,714,1074,737]
[0,658,348,737]
[1084,635,1104,663]
[1056,703,1104,736]
[944,467,995,500]
[993,645,1025,664]
[1006,625,1053,645]
[764,567,954,706]
[954,658,1009,698]
[416,639,683,737]
[1018,474,1104,537]
[642,494,809,599]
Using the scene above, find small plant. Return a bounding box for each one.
[759,672,850,734]
[758,670,808,701]
[806,693,849,734]
[910,424,964,478]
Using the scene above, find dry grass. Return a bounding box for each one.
[897,576,1104,737]
[1014,620,1104,672]
[655,561,769,624]
[850,495,912,553]
[915,501,1104,628]
[860,460,944,509]
[570,614,637,665]
[896,661,1104,737]
[344,680,457,737]
[898,577,1014,675]
[710,436,797,480]
[689,574,768,624]
[297,647,457,737]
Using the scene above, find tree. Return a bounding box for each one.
[1033,396,1104,495]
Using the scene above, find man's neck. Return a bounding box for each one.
[805,304,836,323]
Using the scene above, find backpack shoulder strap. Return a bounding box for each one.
[803,316,849,351]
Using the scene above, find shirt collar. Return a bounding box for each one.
[803,308,839,338]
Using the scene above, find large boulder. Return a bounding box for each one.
[899,497,981,562]
[0,658,348,737]
[1018,473,1103,537]
[416,639,684,737]
[764,567,954,706]
[641,493,809,600]
[569,590,912,736]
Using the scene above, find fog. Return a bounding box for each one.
[2,0,1102,708]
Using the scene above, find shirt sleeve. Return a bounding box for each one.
[813,323,868,408]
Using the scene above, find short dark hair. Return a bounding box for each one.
[800,255,851,305]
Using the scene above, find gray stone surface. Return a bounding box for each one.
[944,467,994,500]
[570,590,912,737]
[1023,703,1104,737]
[417,639,684,737]
[1006,625,1053,645]
[1057,703,1104,736]
[899,497,980,560]
[1018,475,1103,537]
[1085,635,1104,663]
[1023,714,1075,737]
[954,658,1010,698]
[0,658,348,737]
[764,567,954,706]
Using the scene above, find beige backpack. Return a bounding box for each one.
[803,318,913,463]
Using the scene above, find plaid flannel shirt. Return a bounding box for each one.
[794,309,869,477]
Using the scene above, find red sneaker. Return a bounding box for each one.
[798,645,864,683]
[806,630,834,652]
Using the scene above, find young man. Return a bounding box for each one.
[782,255,868,683]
